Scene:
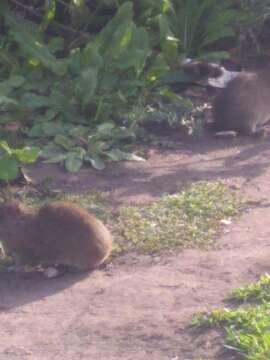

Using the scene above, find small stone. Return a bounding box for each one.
[220,218,232,225]
[43,267,59,279]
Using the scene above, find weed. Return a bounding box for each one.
[192,274,270,359]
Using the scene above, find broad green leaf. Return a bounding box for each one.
[96,122,115,135]
[43,154,67,164]
[81,43,103,69]
[41,142,66,160]
[146,54,170,82]
[94,2,133,54]
[54,134,76,150]
[13,146,40,164]
[75,68,98,108]
[73,147,86,158]
[42,122,72,136]
[68,126,88,138]
[65,152,83,172]
[21,93,50,109]
[0,76,25,94]
[0,154,19,181]
[104,20,133,60]
[8,75,25,88]
[98,72,119,93]
[0,96,18,106]
[158,14,179,63]
[28,123,44,137]
[6,15,67,75]
[0,141,12,155]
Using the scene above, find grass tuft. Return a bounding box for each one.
[192,274,270,359]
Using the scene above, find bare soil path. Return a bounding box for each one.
[1,134,270,360]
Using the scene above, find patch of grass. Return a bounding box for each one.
[192,274,270,360]
[230,274,270,303]
[117,181,241,252]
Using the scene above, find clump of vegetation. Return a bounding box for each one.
[230,273,270,302]
[192,274,270,359]
[117,181,241,252]
[0,141,39,181]
[0,1,244,179]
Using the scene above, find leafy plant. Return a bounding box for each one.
[0,2,151,171]
[0,141,40,181]
[192,274,270,360]
[164,0,239,59]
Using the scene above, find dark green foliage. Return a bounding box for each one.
[0,141,40,181]
[0,1,242,174]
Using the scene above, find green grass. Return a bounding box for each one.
[117,181,241,252]
[192,274,270,360]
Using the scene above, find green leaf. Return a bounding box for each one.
[65,152,83,172]
[0,141,12,155]
[13,146,40,164]
[0,96,18,106]
[81,43,104,69]
[42,154,67,164]
[28,123,44,138]
[0,76,25,95]
[146,54,170,82]
[42,122,72,136]
[68,126,88,138]
[106,23,150,73]
[41,142,66,161]
[96,122,115,135]
[5,14,67,75]
[0,154,19,181]
[94,2,133,54]
[158,14,179,63]
[21,93,50,109]
[54,134,76,150]
[75,68,98,108]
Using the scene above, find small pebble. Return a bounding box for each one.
[43,267,59,279]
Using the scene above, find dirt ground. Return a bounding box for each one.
[1,132,270,360]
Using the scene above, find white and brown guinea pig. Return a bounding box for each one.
[182,60,270,136]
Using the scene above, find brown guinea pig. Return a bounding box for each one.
[0,200,113,271]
